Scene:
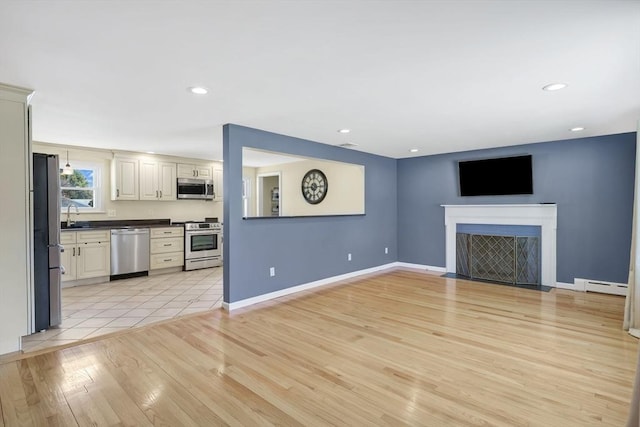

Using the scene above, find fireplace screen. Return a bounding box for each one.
[456,233,540,285]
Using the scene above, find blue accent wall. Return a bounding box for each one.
[223,124,397,303]
[397,133,636,284]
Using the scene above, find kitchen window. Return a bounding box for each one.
[60,160,103,212]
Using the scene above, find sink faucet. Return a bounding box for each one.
[66,205,79,227]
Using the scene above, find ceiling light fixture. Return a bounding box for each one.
[338,142,358,148]
[338,129,351,134]
[61,150,73,175]
[189,86,208,95]
[570,127,585,132]
[409,148,419,153]
[146,151,155,154]
[542,83,568,91]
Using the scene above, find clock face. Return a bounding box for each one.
[301,169,328,204]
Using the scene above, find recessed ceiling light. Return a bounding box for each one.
[542,83,567,91]
[189,86,208,95]
[338,142,358,148]
[146,151,155,154]
[338,129,351,134]
[409,148,419,153]
[570,127,585,132]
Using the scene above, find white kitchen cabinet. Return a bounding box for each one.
[61,230,110,283]
[158,162,178,200]
[60,232,77,281]
[177,163,212,179]
[149,227,184,270]
[77,241,110,279]
[213,163,223,200]
[111,156,139,200]
[140,160,177,201]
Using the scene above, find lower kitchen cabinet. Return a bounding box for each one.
[150,227,184,270]
[61,230,110,282]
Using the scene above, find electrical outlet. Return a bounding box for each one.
[348,253,352,261]
[107,209,116,217]
[385,247,388,254]
[269,267,275,277]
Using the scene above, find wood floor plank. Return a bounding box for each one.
[21,357,78,427]
[0,268,637,426]
[0,363,39,426]
[96,338,227,426]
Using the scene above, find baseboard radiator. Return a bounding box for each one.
[580,279,628,296]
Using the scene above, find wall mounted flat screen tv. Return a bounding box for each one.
[458,155,533,196]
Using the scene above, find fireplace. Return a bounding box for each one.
[442,204,557,287]
[456,231,540,285]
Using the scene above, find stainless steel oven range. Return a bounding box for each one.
[183,222,222,270]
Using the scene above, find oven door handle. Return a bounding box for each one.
[187,230,220,235]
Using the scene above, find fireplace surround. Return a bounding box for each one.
[442,204,557,287]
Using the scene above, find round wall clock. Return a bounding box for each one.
[301,169,328,204]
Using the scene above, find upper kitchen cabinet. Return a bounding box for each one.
[177,163,212,179]
[111,156,139,200]
[140,160,177,201]
[213,163,223,200]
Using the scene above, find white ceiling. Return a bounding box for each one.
[242,147,306,168]
[1,1,638,161]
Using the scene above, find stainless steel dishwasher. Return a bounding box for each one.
[110,228,150,278]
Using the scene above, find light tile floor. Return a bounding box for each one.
[22,267,223,353]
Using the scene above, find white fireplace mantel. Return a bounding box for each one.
[442,204,557,286]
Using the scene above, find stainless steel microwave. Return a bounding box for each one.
[177,178,215,200]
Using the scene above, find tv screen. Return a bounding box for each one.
[458,155,533,196]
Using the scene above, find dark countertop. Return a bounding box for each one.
[60,218,183,231]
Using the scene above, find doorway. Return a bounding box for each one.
[257,172,281,217]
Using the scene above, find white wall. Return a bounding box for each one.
[33,142,223,223]
[256,158,365,216]
[0,84,32,355]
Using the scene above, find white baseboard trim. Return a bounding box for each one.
[555,281,580,291]
[394,262,447,273]
[225,262,621,312]
[223,262,408,311]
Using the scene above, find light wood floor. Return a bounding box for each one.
[0,269,637,426]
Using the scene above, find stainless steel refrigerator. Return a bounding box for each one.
[32,153,62,331]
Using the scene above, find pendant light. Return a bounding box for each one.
[61,150,74,175]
